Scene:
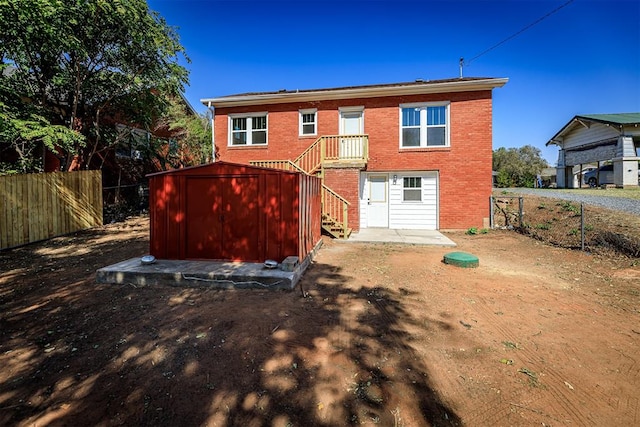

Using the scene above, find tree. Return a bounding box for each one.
[0,0,189,171]
[152,95,213,169]
[493,145,548,187]
[0,66,84,174]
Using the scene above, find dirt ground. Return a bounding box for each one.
[1,214,639,426]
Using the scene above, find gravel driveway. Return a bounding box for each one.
[497,188,640,216]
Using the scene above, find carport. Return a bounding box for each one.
[546,113,640,188]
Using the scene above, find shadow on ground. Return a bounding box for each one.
[0,218,461,426]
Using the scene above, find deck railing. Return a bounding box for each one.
[251,134,368,175]
[322,135,368,161]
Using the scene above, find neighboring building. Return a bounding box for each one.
[540,167,558,188]
[201,77,508,236]
[546,113,640,188]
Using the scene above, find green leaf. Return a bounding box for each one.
[0,0,190,171]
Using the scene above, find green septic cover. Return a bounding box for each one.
[443,252,479,268]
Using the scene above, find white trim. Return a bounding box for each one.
[399,102,450,148]
[389,171,438,229]
[399,101,449,109]
[402,176,422,202]
[338,105,365,113]
[228,111,268,118]
[228,112,268,146]
[339,106,364,135]
[201,78,508,108]
[360,171,439,230]
[207,102,215,161]
[299,108,317,137]
[366,174,389,227]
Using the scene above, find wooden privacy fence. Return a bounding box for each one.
[0,171,103,250]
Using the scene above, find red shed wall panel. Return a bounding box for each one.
[298,173,322,257]
[148,162,321,262]
[263,172,298,260]
[213,91,494,229]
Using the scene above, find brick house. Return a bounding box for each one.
[201,77,508,237]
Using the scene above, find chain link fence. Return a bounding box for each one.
[491,195,640,257]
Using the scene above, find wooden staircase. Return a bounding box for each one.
[321,184,351,239]
[251,135,367,239]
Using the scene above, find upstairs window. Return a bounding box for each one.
[230,113,267,146]
[403,177,422,202]
[299,109,317,136]
[400,103,449,148]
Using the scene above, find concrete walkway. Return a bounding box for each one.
[347,228,456,246]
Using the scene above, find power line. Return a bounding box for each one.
[461,0,575,72]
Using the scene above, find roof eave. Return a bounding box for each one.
[546,116,585,147]
[179,92,199,116]
[200,78,509,108]
[546,114,640,146]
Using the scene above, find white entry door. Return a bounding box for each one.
[339,109,363,159]
[367,175,388,227]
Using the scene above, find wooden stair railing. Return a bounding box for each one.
[250,135,368,239]
[292,136,324,175]
[250,159,306,174]
[321,184,351,239]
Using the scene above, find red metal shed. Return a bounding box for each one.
[148,162,322,263]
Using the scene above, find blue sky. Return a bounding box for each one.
[148,0,640,165]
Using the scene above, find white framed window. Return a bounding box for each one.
[400,103,449,148]
[403,176,422,202]
[299,109,317,136]
[229,113,267,146]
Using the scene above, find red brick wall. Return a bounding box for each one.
[323,168,361,231]
[214,90,494,229]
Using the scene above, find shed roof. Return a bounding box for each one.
[546,113,640,146]
[146,161,302,178]
[201,77,508,108]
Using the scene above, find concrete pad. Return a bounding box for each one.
[96,257,308,291]
[347,228,456,246]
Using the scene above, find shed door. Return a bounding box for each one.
[185,176,259,261]
[221,176,259,260]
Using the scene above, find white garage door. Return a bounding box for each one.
[360,172,438,230]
